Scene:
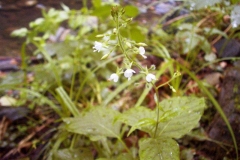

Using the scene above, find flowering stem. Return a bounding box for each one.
[115,15,144,71]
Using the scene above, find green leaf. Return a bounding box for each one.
[139,138,179,160]
[176,31,200,54]
[127,118,156,136]
[199,37,211,54]
[11,28,28,37]
[92,0,102,8]
[63,107,121,141]
[124,5,139,17]
[118,97,206,138]
[117,107,156,135]
[156,97,206,138]
[92,5,112,18]
[130,26,146,42]
[203,27,227,38]
[52,148,93,160]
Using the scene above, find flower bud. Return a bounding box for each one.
[136,43,147,46]
[101,54,109,60]
[125,42,132,48]
[113,28,117,34]
[96,34,104,38]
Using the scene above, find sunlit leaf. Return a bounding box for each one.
[139,138,179,160]
[231,5,240,28]
[63,107,121,141]
[92,5,112,18]
[11,28,28,37]
[124,5,139,17]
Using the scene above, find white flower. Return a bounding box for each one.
[108,73,119,82]
[93,41,103,52]
[124,69,136,81]
[146,73,156,82]
[139,46,147,59]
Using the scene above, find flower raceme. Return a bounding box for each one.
[108,71,157,83]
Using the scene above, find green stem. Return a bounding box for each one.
[152,83,162,138]
[116,14,144,71]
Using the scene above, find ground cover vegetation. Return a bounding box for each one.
[1,0,240,159]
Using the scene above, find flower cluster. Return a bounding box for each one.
[93,40,156,83]
[108,69,156,83]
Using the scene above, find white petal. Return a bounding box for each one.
[109,73,119,82]
[124,69,135,79]
[139,47,147,58]
[139,46,145,55]
[146,73,156,82]
[93,41,103,52]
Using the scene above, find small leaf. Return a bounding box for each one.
[92,5,112,18]
[61,3,70,12]
[124,5,139,17]
[63,107,121,141]
[199,37,211,54]
[139,138,179,160]
[11,28,28,37]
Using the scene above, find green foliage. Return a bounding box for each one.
[3,0,240,159]
[139,138,179,160]
[118,97,206,138]
[124,5,139,17]
[52,148,93,160]
[63,107,121,141]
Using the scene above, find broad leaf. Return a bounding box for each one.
[63,107,121,141]
[52,148,93,160]
[156,97,206,138]
[139,138,179,160]
[117,107,156,135]
[118,97,206,139]
[176,31,201,54]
